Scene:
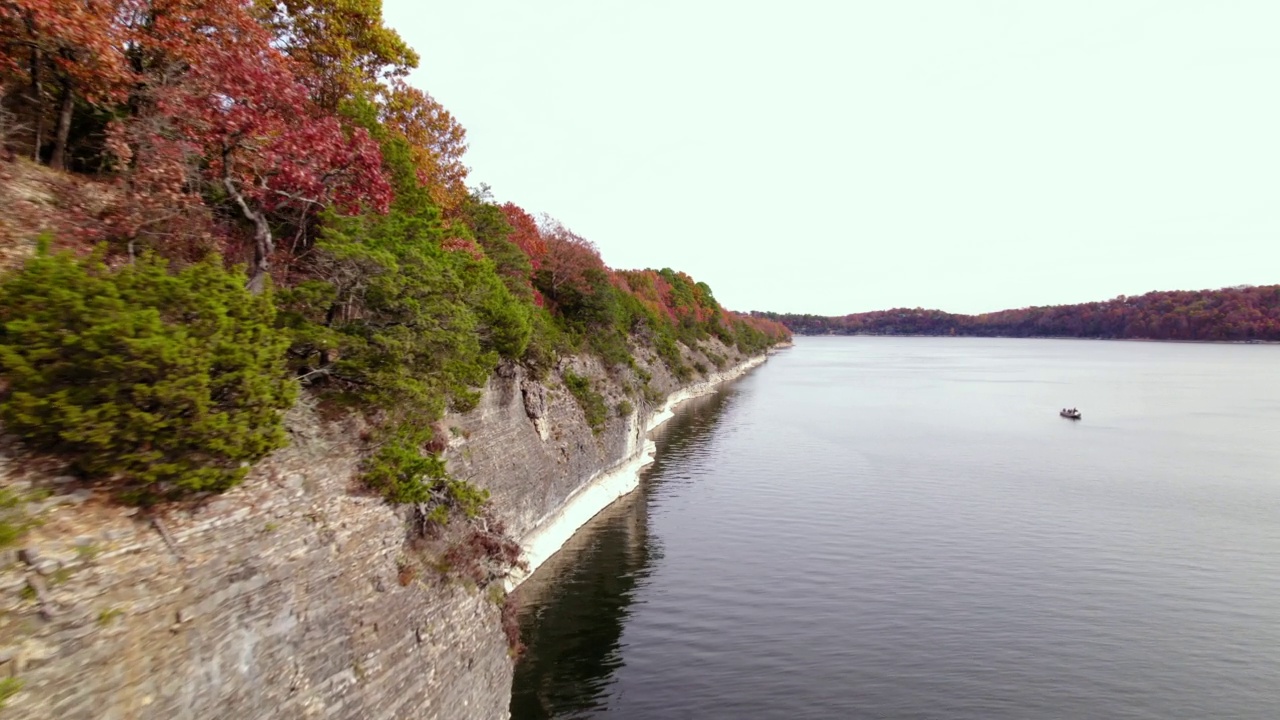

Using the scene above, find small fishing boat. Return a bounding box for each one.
[1060,408,1082,420]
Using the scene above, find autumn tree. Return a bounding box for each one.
[533,216,604,303]
[0,0,133,168]
[463,189,535,301]
[764,286,1280,341]
[130,0,390,289]
[500,202,546,267]
[252,0,417,111]
[379,80,469,214]
[0,0,794,524]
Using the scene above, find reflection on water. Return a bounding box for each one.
[511,338,1280,720]
[510,390,735,719]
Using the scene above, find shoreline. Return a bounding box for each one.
[794,333,1279,345]
[506,353,769,589]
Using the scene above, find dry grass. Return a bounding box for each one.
[0,158,112,271]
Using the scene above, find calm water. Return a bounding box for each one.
[512,337,1280,720]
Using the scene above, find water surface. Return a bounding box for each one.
[513,337,1280,719]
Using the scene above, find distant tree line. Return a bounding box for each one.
[756,285,1280,341]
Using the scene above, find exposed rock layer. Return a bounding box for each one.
[0,339,768,719]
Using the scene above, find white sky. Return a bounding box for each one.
[384,1,1280,315]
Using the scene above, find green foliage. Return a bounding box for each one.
[362,425,488,521]
[478,273,533,360]
[363,425,449,504]
[282,106,535,397]
[616,399,634,417]
[466,195,536,303]
[75,542,100,562]
[0,677,21,709]
[277,205,529,417]
[0,488,30,549]
[656,331,691,381]
[97,607,124,626]
[0,248,296,499]
[532,253,639,368]
[522,307,569,378]
[730,316,780,354]
[563,370,607,434]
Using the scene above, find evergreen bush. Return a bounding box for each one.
[362,424,489,521]
[0,488,29,548]
[0,247,296,499]
[563,370,607,434]
[277,206,530,417]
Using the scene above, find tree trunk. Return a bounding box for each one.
[222,149,274,294]
[318,302,339,367]
[28,44,43,161]
[49,76,74,170]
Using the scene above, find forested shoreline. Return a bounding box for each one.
[0,0,788,513]
[759,285,1280,342]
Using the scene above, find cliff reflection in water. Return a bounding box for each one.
[510,389,737,720]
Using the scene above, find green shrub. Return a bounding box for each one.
[522,308,568,379]
[0,678,21,709]
[0,247,296,499]
[648,325,690,380]
[362,425,489,522]
[0,488,30,549]
[276,207,528,419]
[562,370,607,434]
[326,100,531,400]
[616,399,634,417]
[642,378,666,405]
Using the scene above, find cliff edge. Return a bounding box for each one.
[0,339,771,719]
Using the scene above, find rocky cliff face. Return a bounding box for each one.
[0,339,764,719]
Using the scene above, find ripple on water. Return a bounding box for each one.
[513,338,1280,720]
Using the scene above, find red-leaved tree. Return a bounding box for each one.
[534,216,605,306]
[124,0,391,289]
[500,202,546,267]
[1,0,134,168]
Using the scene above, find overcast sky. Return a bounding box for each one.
[384,1,1279,315]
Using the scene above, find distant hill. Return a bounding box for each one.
[756,285,1280,342]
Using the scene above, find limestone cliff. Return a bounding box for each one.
[0,339,769,719]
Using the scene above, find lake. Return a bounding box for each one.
[511,337,1280,720]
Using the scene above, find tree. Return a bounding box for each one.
[379,80,469,214]
[252,0,418,111]
[0,0,133,168]
[464,191,535,301]
[149,12,391,291]
[0,246,296,499]
[500,202,546,267]
[0,0,393,283]
[277,204,529,417]
[533,217,604,303]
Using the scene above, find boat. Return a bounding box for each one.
[1060,409,1082,420]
